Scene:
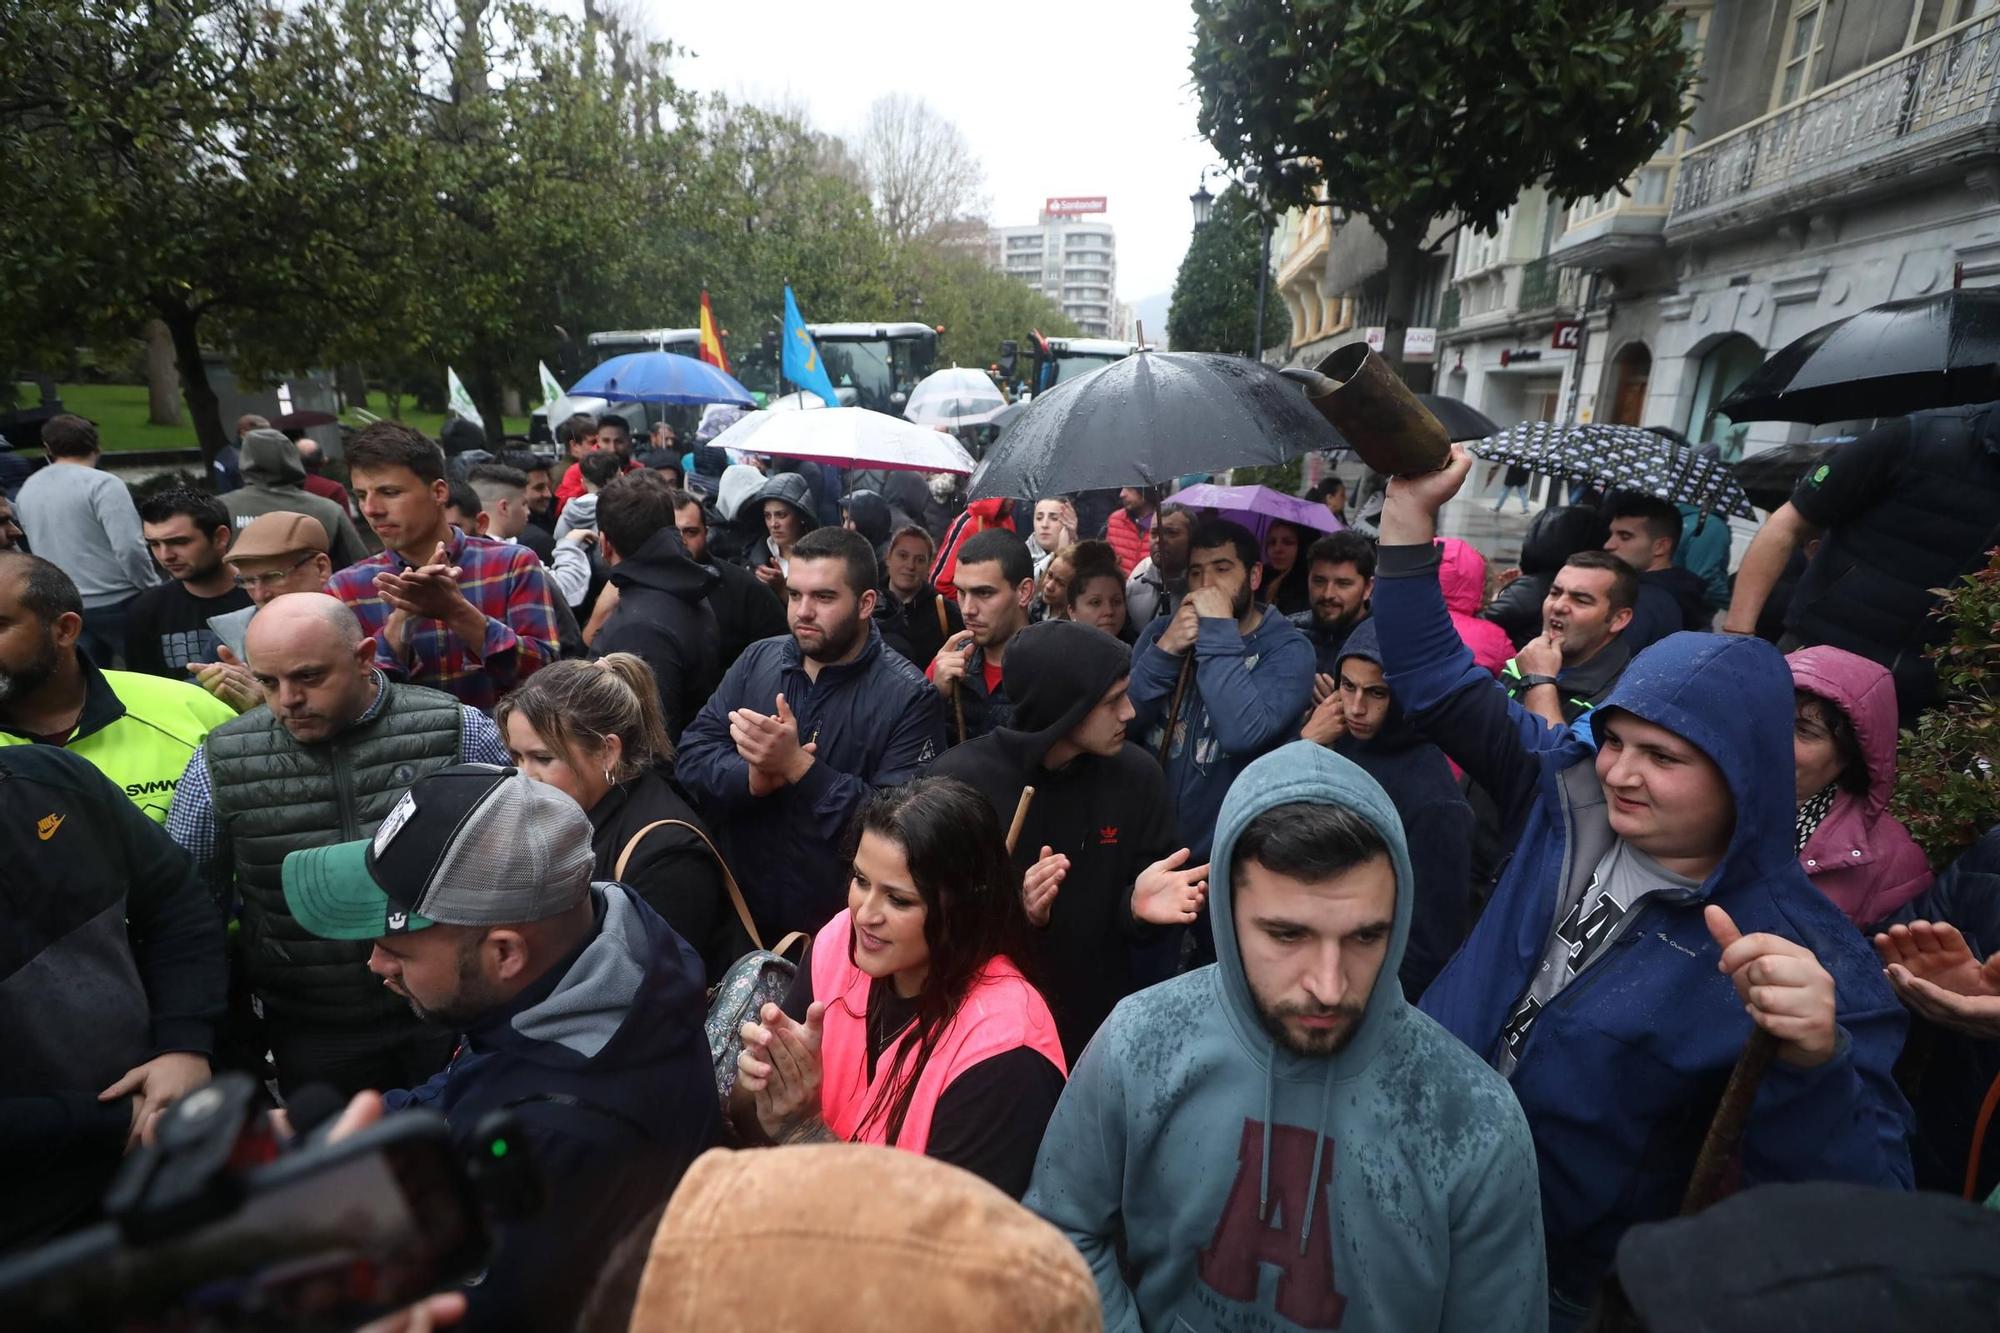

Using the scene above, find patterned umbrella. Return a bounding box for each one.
[1469,421,1757,519]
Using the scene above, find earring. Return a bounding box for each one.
[603,767,613,786]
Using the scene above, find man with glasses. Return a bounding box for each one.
[186,512,336,712]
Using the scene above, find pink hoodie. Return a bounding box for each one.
[1436,538,1514,678]
[1788,645,1933,927]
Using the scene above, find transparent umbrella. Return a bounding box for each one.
[905,367,1008,428]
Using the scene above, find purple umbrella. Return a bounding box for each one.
[1168,483,1345,546]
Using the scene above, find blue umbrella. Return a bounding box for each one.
[568,351,755,407]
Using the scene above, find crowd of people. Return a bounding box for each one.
[4,397,2000,1332]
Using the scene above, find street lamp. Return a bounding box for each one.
[1240,166,1274,364]
[1189,181,1215,227]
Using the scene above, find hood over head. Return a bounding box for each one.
[1599,632,1802,884]
[841,489,893,549]
[440,417,487,458]
[1205,741,1416,1255]
[1333,619,1421,753]
[1434,537,1489,616]
[240,428,307,487]
[1520,505,1610,577]
[994,619,1132,767]
[1787,644,1902,818]
[754,471,819,528]
[630,1144,1099,1332]
[610,527,721,602]
[715,463,767,523]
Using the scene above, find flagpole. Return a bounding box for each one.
[778,281,789,402]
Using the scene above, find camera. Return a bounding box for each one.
[0,1074,539,1331]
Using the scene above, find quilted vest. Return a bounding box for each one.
[206,683,463,1025]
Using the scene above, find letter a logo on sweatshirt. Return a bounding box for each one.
[1197,1118,1344,1329]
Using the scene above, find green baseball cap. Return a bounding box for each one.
[283,763,595,941]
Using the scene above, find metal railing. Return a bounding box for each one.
[1673,12,2000,223]
[1517,257,1568,311]
[1436,287,1461,332]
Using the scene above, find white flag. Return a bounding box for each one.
[446,366,478,420]
[537,361,565,413]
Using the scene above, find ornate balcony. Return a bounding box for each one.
[1669,13,2000,240]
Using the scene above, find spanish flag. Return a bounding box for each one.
[698,290,730,373]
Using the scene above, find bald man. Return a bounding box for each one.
[166,593,508,1096]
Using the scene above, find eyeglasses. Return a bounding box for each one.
[235,553,317,590]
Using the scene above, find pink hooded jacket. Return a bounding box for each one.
[1788,644,1933,927]
[1436,538,1514,678]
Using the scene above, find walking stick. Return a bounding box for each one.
[1005,785,1036,856]
[1155,654,1194,768]
[935,597,965,744]
[1680,1027,1780,1214]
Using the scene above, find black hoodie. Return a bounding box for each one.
[1330,619,1473,1000]
[926,621,1179,1061]
[596,528,722,741]
[841,488,893,551]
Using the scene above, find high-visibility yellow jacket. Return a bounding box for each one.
[0,658,235,823]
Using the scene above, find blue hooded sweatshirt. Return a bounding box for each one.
[384,883,720,1330]
[1026,741,1546,1333]
[1128,603,1314,860]
[1370,540,1913,1311]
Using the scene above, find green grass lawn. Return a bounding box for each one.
[20,384,528,452]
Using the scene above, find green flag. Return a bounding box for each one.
[537,361,565,414]
[446,367,478,420]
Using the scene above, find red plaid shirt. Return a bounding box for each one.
[327,528,557,711]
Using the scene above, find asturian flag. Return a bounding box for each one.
[698,290,731,373]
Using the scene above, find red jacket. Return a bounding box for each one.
[1106,507,1150,575]
[929,498,1014,601]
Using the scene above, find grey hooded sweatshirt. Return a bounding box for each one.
[223,429,368,569]
[1026,740,1546,1333]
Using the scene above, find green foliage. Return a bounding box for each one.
[1892,549,2000,867]
[1230,458,1304,494]
[1190,0,1694,232]
[909,249,1077,373]
[1168,187,1287,356]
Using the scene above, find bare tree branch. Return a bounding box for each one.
[852,93,985,245]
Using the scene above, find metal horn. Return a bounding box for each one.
[1289,343,1450,477]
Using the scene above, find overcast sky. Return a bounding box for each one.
[653,1,1221,310]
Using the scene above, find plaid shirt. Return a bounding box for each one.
[327,528,557,711]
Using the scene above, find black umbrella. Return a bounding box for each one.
[1720,287,2000,424]
[968,352,1349,501]
[1417,394,1499,443]
[1471,421,1757,519]
[1729,439,1847,512]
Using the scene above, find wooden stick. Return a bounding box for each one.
[1005,785,1037,856]
[935,597,965,745]
[1680,1028,1779,1214]
[1156,654,1195,768]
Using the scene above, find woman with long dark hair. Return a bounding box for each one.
[1258,520,1311,617]
[731,777,1067,1197]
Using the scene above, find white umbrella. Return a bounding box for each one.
[905,367,1007,427]
[709,407,977,474]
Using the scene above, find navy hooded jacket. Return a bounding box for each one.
[384,883,719,1331]
[676,624,947,938]
[1371,540,1912,1306]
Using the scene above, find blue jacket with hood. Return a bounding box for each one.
[384,883,719,1331]
[1371,540,1913,1308]
[1027,741,1546,1333]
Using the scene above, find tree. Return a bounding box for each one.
[1893,550,2000,867]
[1190,0,1694,371]
[855,94,986,245]
[0,0,430,462]
[904,247,1078,373]
[1167,186,1286,356]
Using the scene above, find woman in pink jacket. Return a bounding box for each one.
[1789,644,1933,928]
[731,777,1069,1198]
[1436,537,1515,677]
